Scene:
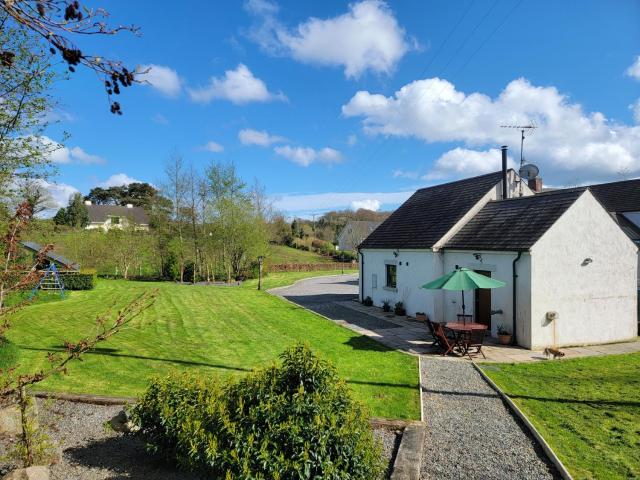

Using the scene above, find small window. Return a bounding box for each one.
[111,216,121,225]
[385,264,397,288]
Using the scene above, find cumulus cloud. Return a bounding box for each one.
[38,179,79,209]
[199,141,224,153]
[351,199,381,211]
[139,64,182,97]
[99,173,143,188]
[274,145,343,167]
[188,64,285,104]
[626,56,640,80]
[36,137,105,165]
[425,148,516,180]
[238,128,285,146]
[273,190,411,214]
[245,0,411,78]
[343,77,640,182]
[631,99,640,124]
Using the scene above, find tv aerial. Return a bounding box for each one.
[500,121,538,196]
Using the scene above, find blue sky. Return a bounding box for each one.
[43,0,640,217]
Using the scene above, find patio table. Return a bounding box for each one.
[445,322,488,355]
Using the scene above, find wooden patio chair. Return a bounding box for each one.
[461,327,487,360]
[425,317,441,348]
[433,323,457,356]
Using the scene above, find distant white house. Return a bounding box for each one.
[359,167,638,350]
[84,201,150,231]
[337,221,381,251]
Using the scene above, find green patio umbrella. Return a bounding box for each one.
[421,267,506,321]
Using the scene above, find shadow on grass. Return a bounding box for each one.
[506,393,640,408]
[344,336,393,352]
[16,345,251,372]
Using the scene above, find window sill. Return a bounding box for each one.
[383,286,397,292]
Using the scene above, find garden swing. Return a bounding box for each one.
[29,263,65,300]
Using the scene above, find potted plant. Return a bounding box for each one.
[497,324,512,345]
[415,311,427,322]
[382,299,391,312]
[394,301,406,316]
[363,296,373,307]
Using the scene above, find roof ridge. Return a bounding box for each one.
[415,169,508,193]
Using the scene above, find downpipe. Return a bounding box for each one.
[512,251,523,346]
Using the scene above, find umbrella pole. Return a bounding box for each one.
[461,290,466,323]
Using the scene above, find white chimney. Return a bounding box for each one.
[84,200,92,206]
[126,203,133,208]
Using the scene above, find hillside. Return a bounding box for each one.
[267,245,335,264]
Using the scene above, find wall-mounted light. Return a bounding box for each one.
[393,249,399,258]
[473,253,482,261]
[581,257,593,266]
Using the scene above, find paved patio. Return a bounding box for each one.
[272,274,640,363]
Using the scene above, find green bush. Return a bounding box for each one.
[59,272,96,290]
[130,344,383,479]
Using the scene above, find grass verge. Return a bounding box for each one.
[481,353,640,480]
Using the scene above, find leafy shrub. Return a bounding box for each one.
[130,344,383,479]
[394,301,406,316]
[362,296,373,306]
[335,250,358,262]
[59,272,96,290]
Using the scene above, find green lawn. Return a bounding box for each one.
[481,354,640,480]
[7,272,419,420]
[267,245,335,264]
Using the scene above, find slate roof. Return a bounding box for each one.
[20,241,80,271]
[444,189,585,251]
[587,178,640,213]
[359,171,505,249]
[87,205,149,225]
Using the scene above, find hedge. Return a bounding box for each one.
[130,344,384,479]
[59,272,96,290]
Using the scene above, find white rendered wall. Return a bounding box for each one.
[442,251,532,345]
[360,249,438,318]
[530,191,638,348]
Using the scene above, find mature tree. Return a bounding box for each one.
[162,152,187,282]
[51,207,66,225]
[64,192,88,227]
[16,179,55,216]
[206,162,247,202]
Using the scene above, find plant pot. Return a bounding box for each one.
[415,313,427,322]
[498,334,512,345]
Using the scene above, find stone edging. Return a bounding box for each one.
[33,391,134,406]
[471,363,574,480]
[390,421,426,480]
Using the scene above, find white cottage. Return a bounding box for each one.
[358,169,638,349]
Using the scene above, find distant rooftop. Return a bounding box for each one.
[84,202,150,225]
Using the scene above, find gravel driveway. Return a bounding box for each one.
[420,358,560,480]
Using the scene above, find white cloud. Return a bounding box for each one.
[99,173,143,188]
[188,64,285,104]
[199,141,224,153]
[273,190,411,213]
[425,148,516,180]
[36,137,105,165]
[347,134,358,146]
[152,113,169,125]
[631,99,640,124]
[245,0,411,78]
[351,199,381,211]
[274,145,343,167]
[392,169,418,179]
[139,64,182,97]
[38,179,79,209]
[343,77,640,183]
[626,56,640,80]
[238,128,285,146]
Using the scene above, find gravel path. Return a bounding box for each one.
[420,358,560,480]
[0,398,399,479]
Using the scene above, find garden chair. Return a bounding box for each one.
[425,317,441,348]
[433,323,457,356]
[461,327,487,360]
[457,314,473,325]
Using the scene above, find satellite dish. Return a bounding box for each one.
[519,163,539,180]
